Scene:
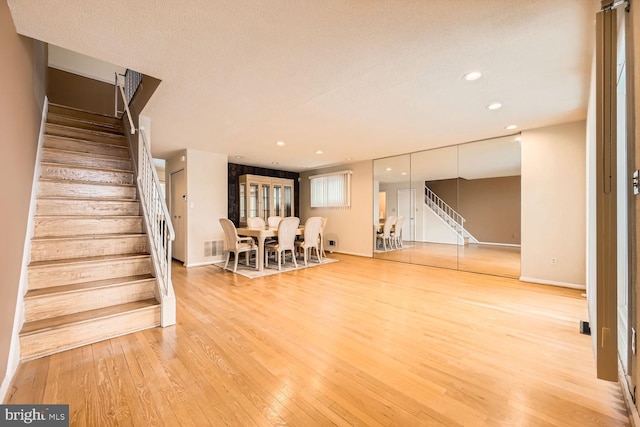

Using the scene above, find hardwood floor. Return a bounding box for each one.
[6,254,629,426]
[374,242,521,278]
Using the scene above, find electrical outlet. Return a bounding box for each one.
[551,257,558,265]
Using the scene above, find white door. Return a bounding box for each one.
[397,189,415,242]
[170,169,186,262]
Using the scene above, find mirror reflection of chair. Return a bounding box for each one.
[376,215,396,250]
[265,217,300,270]
[219,218,258,272]
[267,216,282,228]
[390,216,405,249]
[295,216,323,266]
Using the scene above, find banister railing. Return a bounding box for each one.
[137,127,176,327]
[424,185,466,236]
[115,73,176,327]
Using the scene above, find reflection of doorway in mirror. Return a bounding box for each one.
[378,192,387,219]
[397,189,415,241]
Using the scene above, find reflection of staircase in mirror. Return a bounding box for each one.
[424,185,478,245]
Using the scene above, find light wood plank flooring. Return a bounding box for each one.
[6,254,628,426]
[375,242,521,278]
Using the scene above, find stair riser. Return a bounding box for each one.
[20,306,160,360]
[44,136,129,158]
[41,164,134,185]
[36,199,140,216]
[48,104,123,127]
[31,236,148,262]
[34,217,143,237]
[47,113,124,135]
[24,280,156,322]
[46,123,128,146]
[42,148,132,170]
[38,181,136,199]
[28,257,152,289]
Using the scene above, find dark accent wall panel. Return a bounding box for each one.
[228,163,299,226]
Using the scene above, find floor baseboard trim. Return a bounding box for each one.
[519,276,586,290]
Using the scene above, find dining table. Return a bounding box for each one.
[236,226,303,271]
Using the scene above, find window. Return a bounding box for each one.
[310,170,352,208]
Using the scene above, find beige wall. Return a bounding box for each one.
[521,121,587,288]
[47,67,114,115]
[300,160,373,257]
[166,149,228,267]
[0,0,47,399]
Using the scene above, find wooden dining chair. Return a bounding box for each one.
[319,217,328,258]
[267,216,282,228]
[219,218,258,272]
[265,216,300,270]
[295,216,323,266]
[247,216,266,228]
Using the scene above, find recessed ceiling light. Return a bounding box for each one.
[487,102,502,110]
[505,124,518,130]
[463,71,482,81]
[276,141,285,146]
[315,150,323,154]
[401,172,407,176]
[272,161,279,165]
[346,157,353,161]
[386,167,392,172]
[515,136,522,142]
[235,155,243,159]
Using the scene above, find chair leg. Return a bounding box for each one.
[254,248,259,270]
[233,252,239,272]
[303,247,308,266]
[291,249,298,268]
[224,252,230,271]
[277,250,282,271]
[315,245,322,263]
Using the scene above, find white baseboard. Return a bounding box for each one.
[185,260,218,268]
[477,241,521,248]
[519,276,586,290]
[0,98,48,403]
[331,250,371,258]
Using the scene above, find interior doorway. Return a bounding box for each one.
[170,169,186,263]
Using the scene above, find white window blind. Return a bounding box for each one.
[309,170,352,208]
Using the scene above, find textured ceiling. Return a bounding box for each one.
[8,0,599,172]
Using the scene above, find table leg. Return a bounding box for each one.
[257,235,266,271]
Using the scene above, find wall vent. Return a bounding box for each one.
[204,240,224,257]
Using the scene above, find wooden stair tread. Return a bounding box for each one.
[25,274,155,299]
[47,113,124,132]
[21,299,159,336]
[41,161,133,174]
[46,123,127,140]
[39,178,136,187]
[32,233,147,241]
[42,146,131,162]
[38,196,139,202]
[35,215,142,220]
[44,134,128,149]
[29,253,151,268]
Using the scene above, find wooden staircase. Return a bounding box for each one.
[20,103,161,361]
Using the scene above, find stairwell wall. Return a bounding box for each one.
[0,0,47,401]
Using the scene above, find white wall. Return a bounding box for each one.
[48,45,125,84]
[300,160,373,257]
[422,207,459,245]
[521,121,587,289]
[166,149,228,267]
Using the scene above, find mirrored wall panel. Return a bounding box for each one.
[373,154,412,264]
[373,135,521,278]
